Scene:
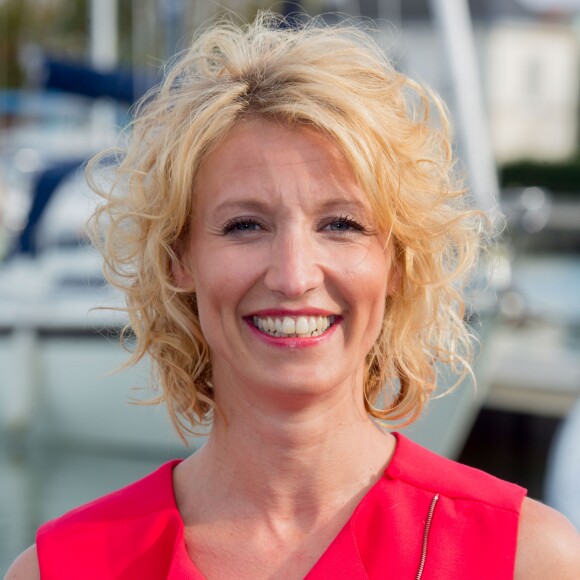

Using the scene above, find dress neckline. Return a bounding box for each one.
[164,432,404,578]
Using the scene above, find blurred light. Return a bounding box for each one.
[520,187,546,211]
[521,210,549,233]
[14,148,41,174]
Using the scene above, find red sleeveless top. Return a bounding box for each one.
[36,433,526,579]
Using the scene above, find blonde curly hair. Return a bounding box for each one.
[88,12,485,439]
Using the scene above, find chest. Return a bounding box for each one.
[181,517,351,580]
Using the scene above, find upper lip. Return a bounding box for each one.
[246,308,339,318]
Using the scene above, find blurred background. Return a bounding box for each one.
[1,0,580,572]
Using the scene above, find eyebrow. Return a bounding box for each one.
[317,198,369,212]
[212,199,271,215]
[212,197,370,215]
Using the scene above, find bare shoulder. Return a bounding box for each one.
[4,545,40,580]
[515,497,580,579]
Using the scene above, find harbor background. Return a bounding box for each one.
[2,0,580,573]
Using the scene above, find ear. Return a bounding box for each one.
[171,242,196,292]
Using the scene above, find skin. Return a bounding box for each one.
[171,119,399,578]
[177,119,396,416]
[6,119,580,579]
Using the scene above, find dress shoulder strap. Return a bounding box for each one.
[36,460,184,580]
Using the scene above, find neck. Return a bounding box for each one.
[176,379,395,522]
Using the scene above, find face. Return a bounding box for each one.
[176,118,397,407]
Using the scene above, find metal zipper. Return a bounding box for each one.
[415,493,440,580]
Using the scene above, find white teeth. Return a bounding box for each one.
[252,314,336,337]
[282,317,295,334]
[295,317,309,335]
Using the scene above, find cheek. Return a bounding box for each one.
[192,250,257,320]
[349,250,390,336]
[347,246,391,300]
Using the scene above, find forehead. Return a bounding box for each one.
[192,118,372,213]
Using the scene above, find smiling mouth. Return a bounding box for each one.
[251,315,337,338]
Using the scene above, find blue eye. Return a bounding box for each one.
[234,221,260,231]
[328,220,355,231]
[324,215,367,233]
[222,217,264,234]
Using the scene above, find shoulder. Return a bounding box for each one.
[5,545,40,580]
[39,459,180,535]
[34,460,183,578]
[391,434,525,510]
[515,497,580,579]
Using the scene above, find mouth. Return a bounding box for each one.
[250,314,338,338]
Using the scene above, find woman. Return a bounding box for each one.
[8,12,579,579]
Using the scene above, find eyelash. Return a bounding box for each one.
[221,214,369,235]
[222,216,265,234]
[323,214,368,234]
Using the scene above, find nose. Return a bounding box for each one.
[263,228,324,298]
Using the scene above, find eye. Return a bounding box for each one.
[222,217,265,235]
[322,215,368,234]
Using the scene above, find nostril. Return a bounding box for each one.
[264,261,324,299]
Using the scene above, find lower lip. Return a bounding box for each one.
[244,319,340,349]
